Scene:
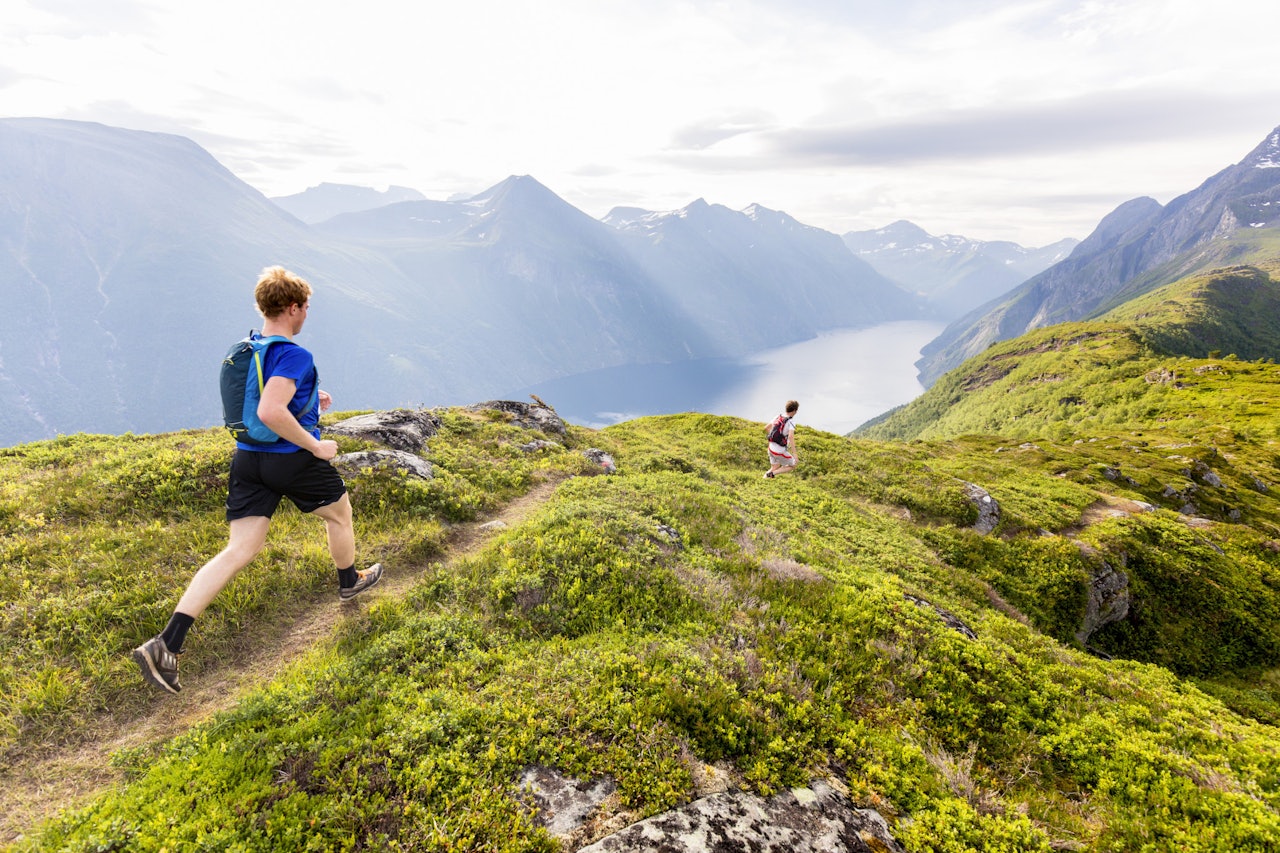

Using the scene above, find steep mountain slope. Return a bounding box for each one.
[917,125,1280,385]
[0,118,435,445]
[842,220,1077,320]
[857,261,1280,443]
[317,176,716,383]
[604,200,921,352]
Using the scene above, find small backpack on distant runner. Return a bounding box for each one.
[219,331,318,445]
[767,415,791,446]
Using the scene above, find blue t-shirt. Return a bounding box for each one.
[235,340,321,454]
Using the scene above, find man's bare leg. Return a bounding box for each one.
[311,492,355,569]
[175,516,272,618]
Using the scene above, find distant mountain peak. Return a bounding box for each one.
[607,198,725,230]
[1069,196,1163,258]
[467,175,565,210]
[1246,127,1280,170]
[841,220,1080,321]
[605,199,818,241]
[874,220,932,243]
[742,203,803,230]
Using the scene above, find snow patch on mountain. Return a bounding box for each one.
[1251,131,1280,168]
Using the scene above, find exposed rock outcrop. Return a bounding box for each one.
[1100,466,1138,486]
[961,482,1001,534]
[1074,549,1130,645]
[1194,461,1224,488]
[469,400,567,435]
[905,594,978,640]
[583,448,617,474]
[576,780,904,853]
[517,766,616,842]
[655,524,683,550]
[334,449,433,480]
[326,409,441,452]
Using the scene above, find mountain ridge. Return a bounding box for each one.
[602,197,920,354]
[0,119,924,447]
[857,260,1280,443]
[841,219,1078,319]
[271,182,428,224]
[916,123,1280,385]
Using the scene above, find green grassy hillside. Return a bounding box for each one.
[858,263,1280,443]
[6,399,1280,850]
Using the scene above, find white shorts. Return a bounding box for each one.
[768,444,796,467]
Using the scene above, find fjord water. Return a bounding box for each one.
[514,320,945,435]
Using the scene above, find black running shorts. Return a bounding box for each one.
[225,449,347,520]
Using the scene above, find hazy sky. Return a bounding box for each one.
[3,0,1278,245]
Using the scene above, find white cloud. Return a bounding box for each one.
[1,0,1278,245]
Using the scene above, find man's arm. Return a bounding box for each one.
[258,375,338,460]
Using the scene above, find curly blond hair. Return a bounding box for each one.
[254,266,313,319]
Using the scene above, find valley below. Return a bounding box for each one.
[513,320,945,435]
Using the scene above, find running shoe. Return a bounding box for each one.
[340,562,384,601]
[132,636,181,694]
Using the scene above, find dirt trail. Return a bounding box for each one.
[1,480,559,846]
[1063,494,1160,536]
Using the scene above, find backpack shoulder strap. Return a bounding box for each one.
[249,336,294,394]
[250,337,319,418]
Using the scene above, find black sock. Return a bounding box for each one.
[161,612,195,655]
[338,565,358,588]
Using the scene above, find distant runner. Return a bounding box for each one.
[764,400,800,478]
[133,266,382,694]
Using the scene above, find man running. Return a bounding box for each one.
[764,400,800,478]
[133,266,382,694]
